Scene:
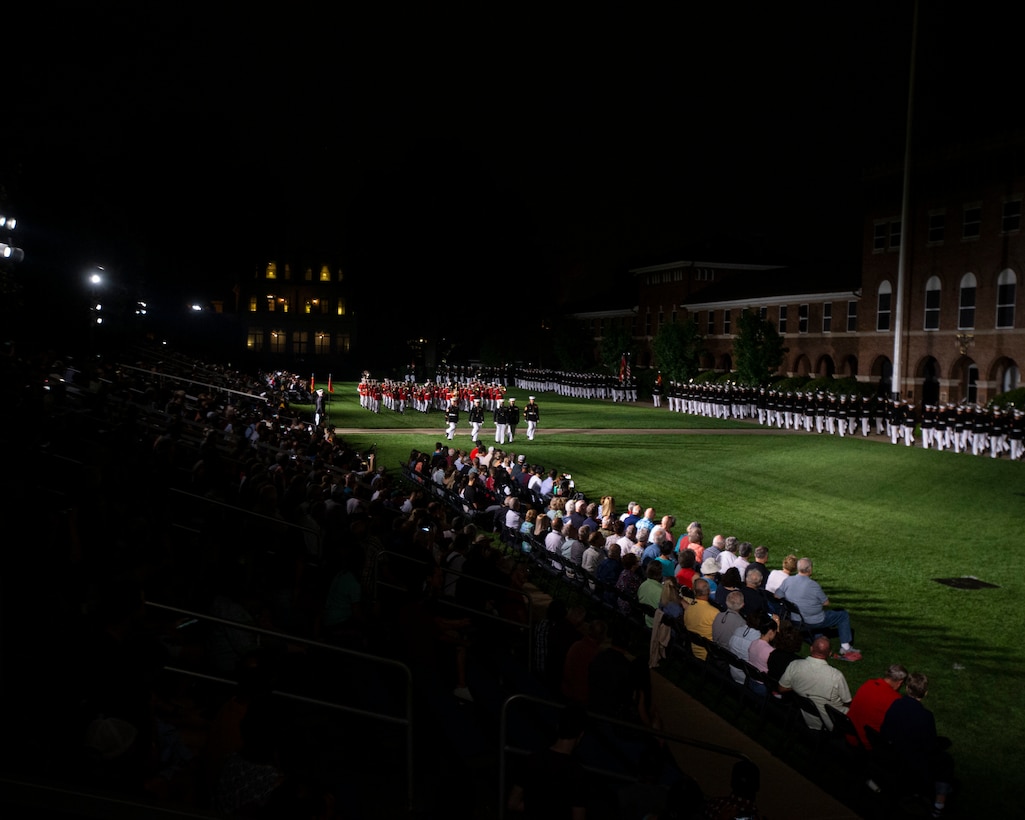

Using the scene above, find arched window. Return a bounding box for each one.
[924,276,941,330]
[959,273,977,329]
[1002,365,1020,393]
[877,280,892,331]
[997,269,1017,328]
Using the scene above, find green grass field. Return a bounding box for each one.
[312,384,1024,816]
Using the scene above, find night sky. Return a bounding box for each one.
[2,2,1016,323]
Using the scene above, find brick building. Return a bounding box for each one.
[591,135,1025,405]
[860,136,1024,404]
[235,260,357,365]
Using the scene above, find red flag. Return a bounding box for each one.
[657,371,663,386]
[310,373,315,392]
[327,374,334,393]
[626,355,631,381]
[619,354,626,383]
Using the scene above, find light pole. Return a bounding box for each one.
[88,269,104,352]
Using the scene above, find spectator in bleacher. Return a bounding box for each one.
[581,530,605,578]
[581,502,601,533]
[637,561,665,628]
[565,498,586,530]
[520,508,538,553]
[766,619,804,686]
[638,525,659,565]
[703,533,725,566]
[621,501,642,527]
[777,636,852,730]
[880,672,955,817]
[321,544,365,648]
[561,618,609,704]
[776,557,861,661]
[635,507,657,533]
[619,522,640,557]
[718,536,740,572]
[734,541,753,578]
[712,591,747,648]
[702,758,766,820]
[506,703,589,819]
[747,616,779,676]
[740,566,770,621]
[595,542,623,604]
[683,577,719,660]
[545,515,566,572]
[504,496,524,533]
[588,621,654,727]
[714,566,743,612]
[675,548,699,589]
[660,514,677,545]
[699,557,720,598]
[746,545,771,588]
[539,468,557,498]
[615,553,643,618]
[846,663,908,750]
[546,495,566,522]
[533,599,567,682]
[655,536,678,579]
[766,553,797,595]
[544,605,587,693]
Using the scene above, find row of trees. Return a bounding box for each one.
[609,308,786,387]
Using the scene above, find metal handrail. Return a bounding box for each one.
[144,601,415,812]
[497,693,751,819]
[166,487,323,560]
[372,549,535,672]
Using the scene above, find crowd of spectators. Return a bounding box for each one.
[4,346,955,819]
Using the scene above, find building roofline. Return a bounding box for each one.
[685,290,861,311]
[629,261,785,275]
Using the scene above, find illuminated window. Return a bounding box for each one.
[877,281,892,331]
[265,262,277,280]
[281,297,290,313]
[266,295,276,312]
[246,328,263,351]
[997,269,1016,328]
[319,266,331,282]
[248,295,257,312]
[336,298,346,316]
[304,300,312,314]
[304,268,313,281]
[269,330,286,354]
[958,273,976,329]
[924,276,941,330]
[315,332,331,354]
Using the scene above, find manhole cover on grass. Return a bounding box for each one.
[933,576,999,590]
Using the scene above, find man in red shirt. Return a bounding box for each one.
[846,663,908,749]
